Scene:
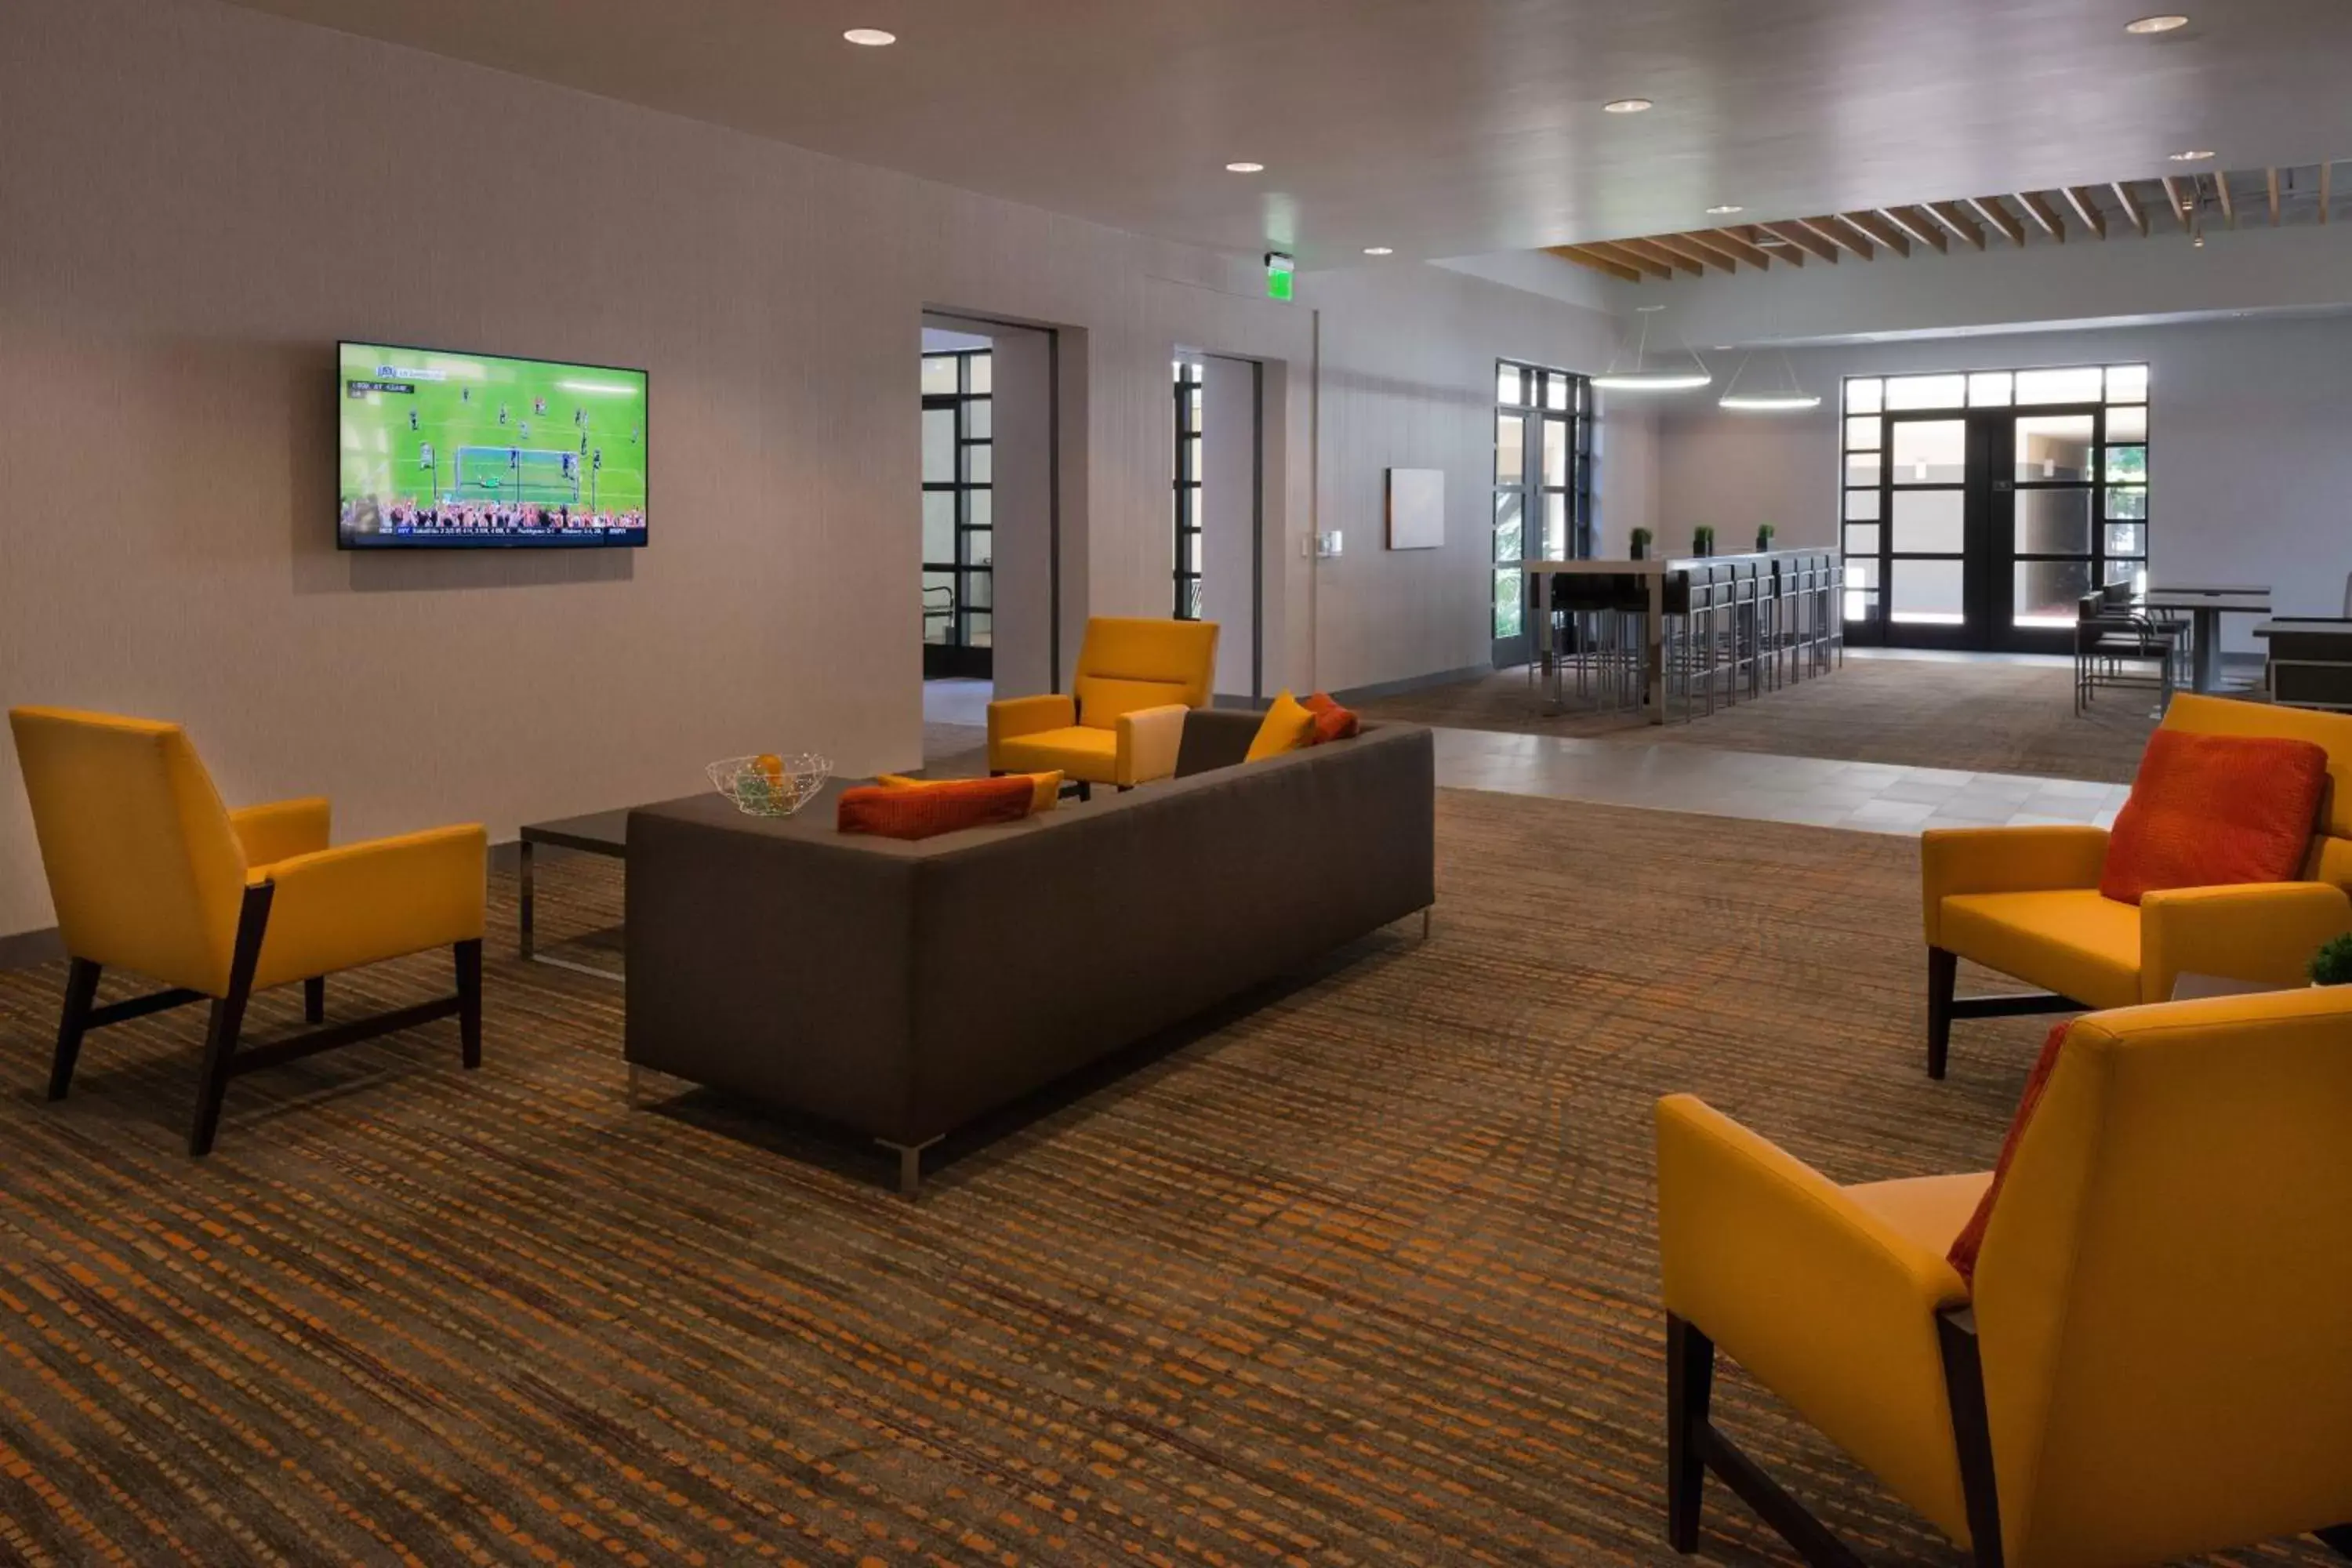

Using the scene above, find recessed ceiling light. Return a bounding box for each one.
[2125,13,2190,32]
[2169,148,2216,161]
[1225,162,1265,173]
[842,27,896,45]
[1363,246,1395,256]
[1705,205,1744,215]
[1602,98,1654,114]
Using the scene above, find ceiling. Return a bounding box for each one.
[1548,162,2344,281]
[215,0,2352,268]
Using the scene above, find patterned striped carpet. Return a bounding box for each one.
[0,793,2332,1566]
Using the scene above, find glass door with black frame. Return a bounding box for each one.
[1842,365,2150,654]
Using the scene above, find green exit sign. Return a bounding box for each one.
[1265,252,1295,302]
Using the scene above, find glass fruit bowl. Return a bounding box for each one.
[706,753,832,818]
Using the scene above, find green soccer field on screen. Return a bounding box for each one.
[337,341,648,549]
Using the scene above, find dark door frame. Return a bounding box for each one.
[1856,403,2107,656]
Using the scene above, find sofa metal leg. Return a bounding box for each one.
[303,975,325,1025]
[1421,906,1432,942]
[1666,1312,1714,1553]
[50,957,102,1102]
[878,1137,943,1200]
[1927,946,1958,1080]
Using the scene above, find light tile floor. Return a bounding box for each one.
[1430,726,2130,837]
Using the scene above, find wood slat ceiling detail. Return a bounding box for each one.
[1546,163,2343,282]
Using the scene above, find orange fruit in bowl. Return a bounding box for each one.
[754,753,786,785]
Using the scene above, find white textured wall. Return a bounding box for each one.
[1654,315,2352,641]
[0,0,1639,936]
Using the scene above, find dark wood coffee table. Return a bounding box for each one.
[519,808,630,981]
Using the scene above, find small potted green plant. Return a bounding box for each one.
[1692,524,1715,558]
[1629,526,1653,561]
[1755,523,1777,553]
[2310,933,2352,986]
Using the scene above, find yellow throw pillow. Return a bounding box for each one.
[877,771,1062,813]
[1245,691,1319,762]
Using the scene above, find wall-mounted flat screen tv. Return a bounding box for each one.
[338,341,648,549]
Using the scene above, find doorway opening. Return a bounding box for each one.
[922,329,995,681]
[1841,365,2148,653]
[1172,350,1267,704]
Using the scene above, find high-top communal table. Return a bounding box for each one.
[1527,549,1835,724]
[2136,584,2273,694]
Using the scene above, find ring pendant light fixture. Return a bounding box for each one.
[1591,305,1712,392]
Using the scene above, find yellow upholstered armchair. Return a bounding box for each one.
[987,616,1219,794]
[9,707,487,1156]
[1657,988,2352,1568]
[1923,693,2352,1077]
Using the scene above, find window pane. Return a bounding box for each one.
[1544,492,1567,558]
[1845,590,1878,622]
[2015,559,2093,627]
[1890,559,1965,624]
[965,353,992,394]
[1845,450,1882,487]
[1891,489,1965,554]
[921,408,956,483]
[922,492,955,562]
[2106,364,2148,403]
[2016,488,2092,555]
[1496,413,1525,483]
[1494,492,1524,562]
[968,489,991,530]
[961,570,993,612]
[2106,559,2146,589]
[1886,374,1967,410]
[1184,434,1202,477]
[1969,372,2013,407]
[1497,365,1524,405]
[1845,522,1881,556]
[966,397,992,438]
[2107,405,2147,442]
[1845,557,1880,590]
[2104,522,2146,557]
[966,612,992,648]
[1845,378,1883,415]
[1890,420,1966,484]
[1181,532,1200,572]
[2106,486,2147,520]
[1845,416,1881,451]
[1544,373,1570,410]
[1494,569,1524,637]
[968,528,993,567]
[920,356,959,394]
[2015,415,2095,481]
[2015,366,2103,404]
[1543,418,1569,486]
[963,443,992,485]
[1846,488,1881,521]
[2105,445,2147,483]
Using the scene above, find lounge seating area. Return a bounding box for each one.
[10,2,2352,1563]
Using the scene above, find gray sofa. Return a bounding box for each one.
[623,712,1435,1192]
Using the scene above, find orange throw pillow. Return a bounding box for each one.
[1947,1020,2073,1286]
[878,771,1062,813]
[838,775,1036,840]
[1302,692,1361,746]
[2098,729,2329,906]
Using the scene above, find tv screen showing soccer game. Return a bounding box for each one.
[338,342,648,549]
